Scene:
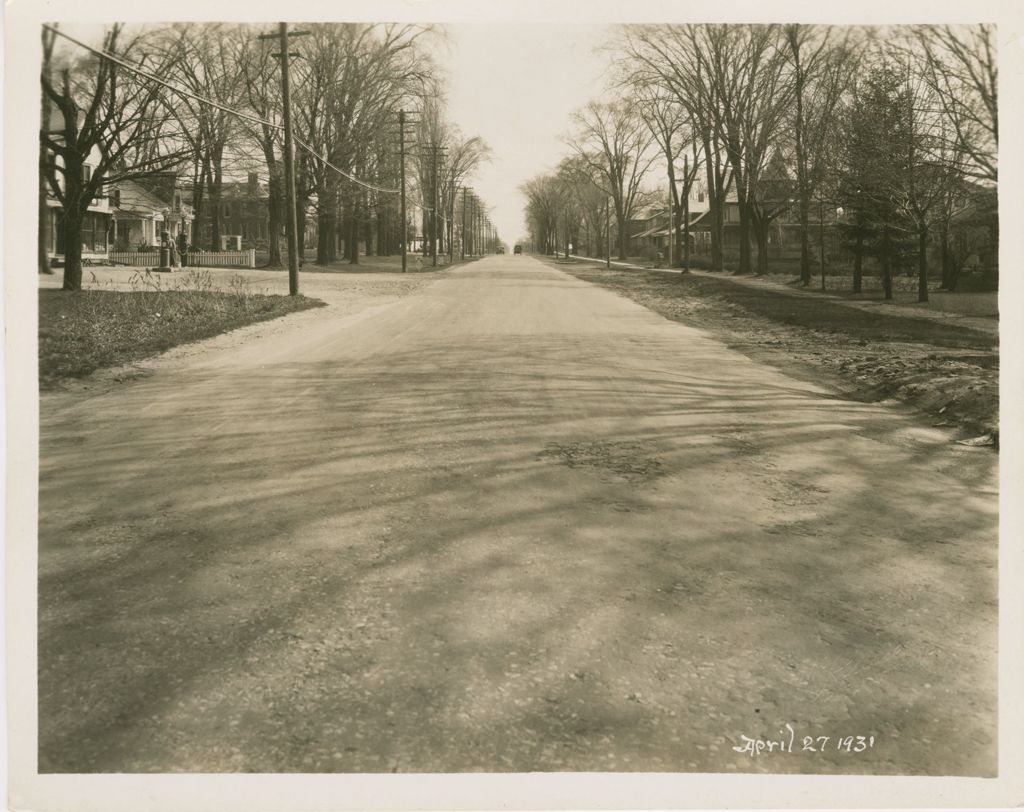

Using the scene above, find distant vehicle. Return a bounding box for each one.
[496,246,505,254]
[513,245,523,255]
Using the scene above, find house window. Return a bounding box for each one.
[82,164,92,183]
[223,203,231,219]
[80,211,109,253]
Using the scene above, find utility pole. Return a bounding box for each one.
[449,177,456,263]
[259,24,309,295]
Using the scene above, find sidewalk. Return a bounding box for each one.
[565,254,998,337]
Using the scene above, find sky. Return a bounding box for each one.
[440,24,615,245]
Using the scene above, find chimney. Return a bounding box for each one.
[248,172,259,197]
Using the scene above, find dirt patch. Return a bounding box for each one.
[558,262,998,444]
[538,440,665,482]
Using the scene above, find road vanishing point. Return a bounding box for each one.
[38,254,997,774]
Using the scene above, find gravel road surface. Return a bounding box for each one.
[38,254,997,775]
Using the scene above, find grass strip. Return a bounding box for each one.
[40,281,324,388]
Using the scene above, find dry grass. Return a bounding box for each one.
[39,270,324,388]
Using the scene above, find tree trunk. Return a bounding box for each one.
[377,206,388,256]
[853,230,863,294]
[39,176,52,275]
[917,223,929,303]
[947,264,961,292]
[296,194,307,261]
[704,140,725,272]
[791,35,811,288]
[348,200,359,265]
[364,202,375,257]
[192,162,207,250]
[667,163,678,268]
[62,214,84,291]
[881,229,893,300]
[799,198,811,286]
[39,45,53,275]
[209,148,224,251]
[939,226,952,290]
[266,168,283,268]
[754,217,769,275]
[737,200,752,274]
[316,206,331,265]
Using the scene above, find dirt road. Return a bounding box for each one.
[38,254,997,774]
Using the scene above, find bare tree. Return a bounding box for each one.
[630,85,705,268]
[783,24,860,285]
[234,27,286,267]
[41,25,191,291]
[162,24,245,251]
[914,24,997,185]
[521,173,563,256]
[702,25,795,273]
[443,133,491,257]
[620,25,732,271]
[294,23,433,265]
[558,154,614,258]
[566,100,657,260]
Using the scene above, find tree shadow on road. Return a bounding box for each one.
[37,330,997,775]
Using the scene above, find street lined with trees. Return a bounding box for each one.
[524,24,997,302]
[40,23,501,291]
[27,17,1002,791]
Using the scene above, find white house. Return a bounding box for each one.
[43,144,113,264]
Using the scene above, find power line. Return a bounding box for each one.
[43,24,401,195]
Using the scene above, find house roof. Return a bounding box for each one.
[113,179,167,215]
[632,210,709,239]
[631,224,664,239]
[222,181,267,200]
[631,205,668,222]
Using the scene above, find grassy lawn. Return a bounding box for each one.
[40,275,324,388]
[667,272,996,349]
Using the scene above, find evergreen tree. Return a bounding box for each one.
[837,65,915,299]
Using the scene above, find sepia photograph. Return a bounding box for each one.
[4,0,1023,809]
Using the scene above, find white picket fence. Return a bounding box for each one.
[189,249,256,269]
[109,249,256,269]
[108,250,159,266]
